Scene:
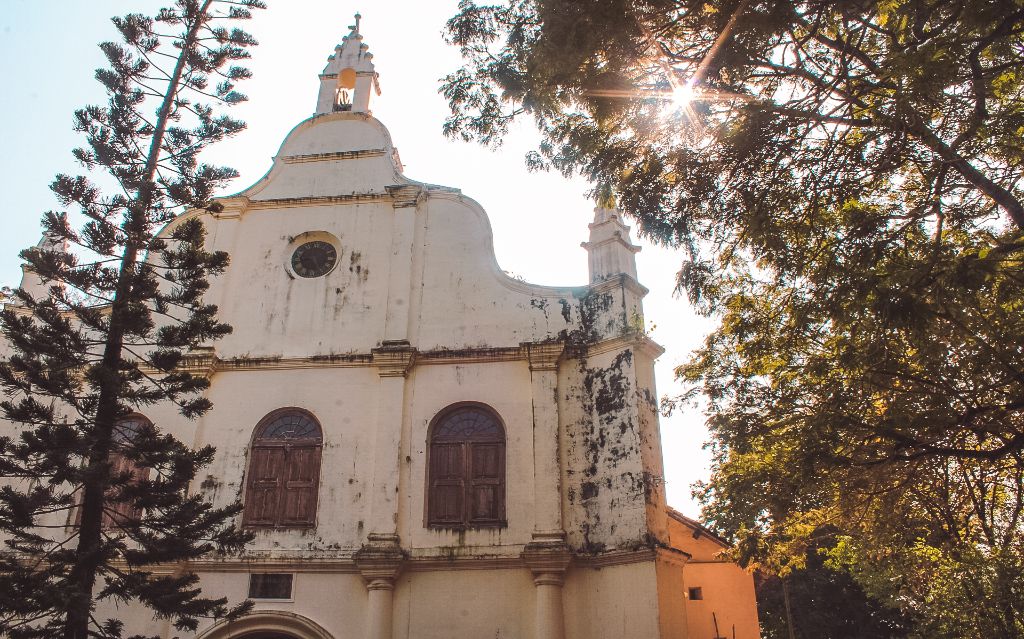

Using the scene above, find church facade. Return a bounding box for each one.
[5,20,759,639]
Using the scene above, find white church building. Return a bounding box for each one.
[6,19,759,639]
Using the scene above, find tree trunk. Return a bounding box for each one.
[60,4,213,637]
[782,576,798,639]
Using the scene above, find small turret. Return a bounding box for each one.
[315,13,380,115]
[581,206,641,283]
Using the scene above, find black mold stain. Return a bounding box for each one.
[347,251,369,282]
[530,297,549,320]
[584,350,632,416]
[558,290,615,346]
[563,347,655,554]
[581,481,599,500]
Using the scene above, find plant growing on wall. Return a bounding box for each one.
[0,2,264,638]
[441,1,1024,634]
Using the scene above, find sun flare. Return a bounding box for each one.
[671,81,696,108]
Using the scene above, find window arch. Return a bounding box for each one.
[74,415,151,528]
[426,404,506,528]
[243,409,323,529]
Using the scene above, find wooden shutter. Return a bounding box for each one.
[468,442,504,523]
[243,447,286,527]
[74,452,147,528]
[429,443,465,525]
[103,453,147,527]
[279,445,321,527]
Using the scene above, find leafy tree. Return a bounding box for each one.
[443,0,1024,634]
[755,528,913,639]
[0,2,264,638]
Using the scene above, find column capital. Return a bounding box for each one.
[385,184,424,208]
[522,539,572,586]
[523,340,565,372]
[180,346,218,379]
[209,196,250,219]
[354,533,405,588]
[371,340,416,378]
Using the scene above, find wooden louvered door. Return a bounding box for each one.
[243,446,286,527]
[103,453,148,527]
[429,443,465,526]
[468,442,504,524]
[243,410,324,530]
[427,406,506,528]
[279,445,321,527]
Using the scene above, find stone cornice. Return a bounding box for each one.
[371,340,416,378]
[417,346,524,365]
[385,184,424,208]
[585,332,666,360]
[34,545,660,577]
[574,547,658,569]
[580,234,641,254]
[247,193,390,209]
[210,196,250,219]
[655,546,691,568]
[523,340,565,372]
[139,333,663,378]
[220,354,374,371]
[586,272,649,298]
[280,149,386,164]
[178,346,218,378]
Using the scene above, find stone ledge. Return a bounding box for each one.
[281,149,386,163]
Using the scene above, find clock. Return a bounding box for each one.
[290,240,337,278]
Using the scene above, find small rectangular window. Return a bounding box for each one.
[248,573,293,600]
[688,586,703,601]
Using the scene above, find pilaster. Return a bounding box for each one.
[522,539,573,639]
[368,341,416,536]
[382,185,421,342]
[524,340,566,540]
[355,533,405,639]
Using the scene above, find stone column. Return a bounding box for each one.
[522,541,572,639]
[369,341,416,535]
[524,341,566,540]
[355,533,404,639]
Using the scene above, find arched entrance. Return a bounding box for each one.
[196,611,334,639]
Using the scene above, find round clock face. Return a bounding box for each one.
[290,241,337,278]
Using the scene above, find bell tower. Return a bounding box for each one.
[315,13,380,114]
[582,205,642,283]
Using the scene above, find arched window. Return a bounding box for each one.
[243,409,323,529]
[427,404,506,528]
[74,416,151,528]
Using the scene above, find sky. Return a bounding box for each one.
[0,1,716,514]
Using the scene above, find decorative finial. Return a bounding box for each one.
[353,12,361,33]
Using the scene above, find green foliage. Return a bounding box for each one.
[0,2,265,638]
[444,1,1024,635]
[756,528,912,639]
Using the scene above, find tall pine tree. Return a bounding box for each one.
[0,2,265,638]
